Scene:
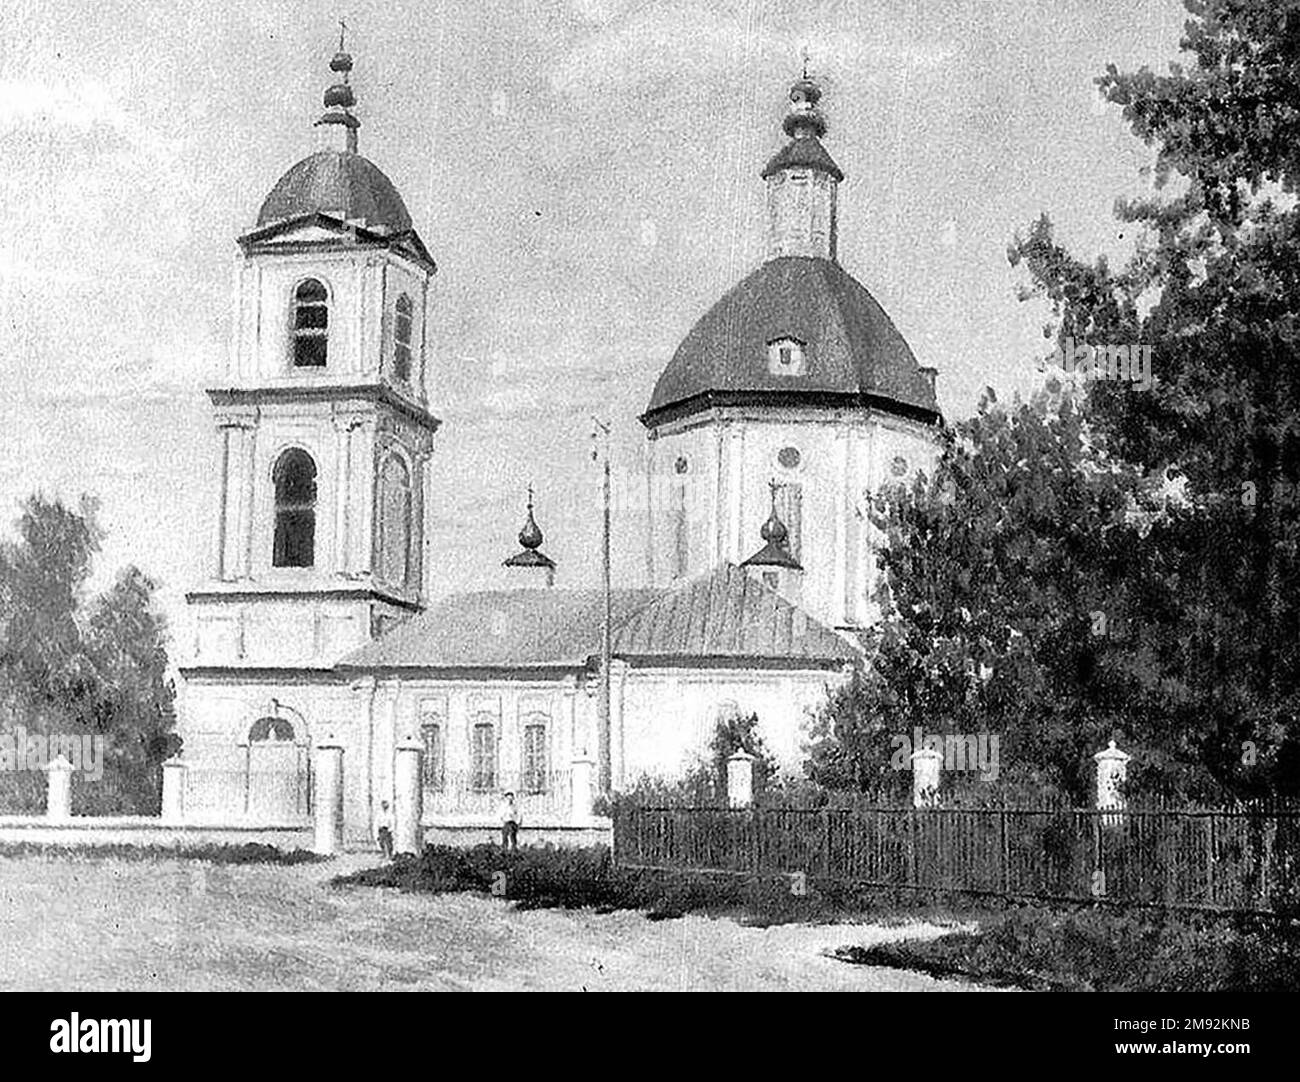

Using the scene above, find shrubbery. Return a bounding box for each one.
[831,905,1300,991]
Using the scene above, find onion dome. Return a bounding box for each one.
[315,29,360,150]
[504,487,556,570]
[742,481,802,571]
[763,72,841,181]
[251,31,418,239]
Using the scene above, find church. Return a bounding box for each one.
[170,44,943,844]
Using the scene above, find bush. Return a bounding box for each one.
[332,843,919,926]
[831,904,1300,991]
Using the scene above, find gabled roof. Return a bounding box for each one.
[643,256,940,427]
[336,563,857,671]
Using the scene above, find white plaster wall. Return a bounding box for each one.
[230,242,431,399]
[617,665,847,783]
[647,409,939,629]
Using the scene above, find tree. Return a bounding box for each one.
[808,392,1166,802]
[1008,0,1300,796]
[0,494,177,814]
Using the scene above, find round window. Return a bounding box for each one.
[674,456,689,475]
[777,446,801,470]
[891,455,908,477]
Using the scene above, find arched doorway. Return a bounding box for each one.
[246,715,311,821]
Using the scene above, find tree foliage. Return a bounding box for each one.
[811,0,1300,801]
[0,494,178,814]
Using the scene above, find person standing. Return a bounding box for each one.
[374,799,395,859]
[497,791,520,851]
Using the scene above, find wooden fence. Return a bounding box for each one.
[612,804,1300,914]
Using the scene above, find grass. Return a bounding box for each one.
[828,904,1300,991]
[0,841,325,865]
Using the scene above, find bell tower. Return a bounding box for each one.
[186,41,440,668]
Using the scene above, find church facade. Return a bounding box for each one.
[170,48,941,844]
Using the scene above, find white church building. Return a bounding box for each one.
[169,46,942,845]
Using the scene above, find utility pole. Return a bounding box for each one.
[591,416,613,793]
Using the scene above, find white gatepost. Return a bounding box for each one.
[570,754,595,826]
[393,739,423,856]
[727,748,756,809]
[161,758,187,823]
[1094,740,1131,824]
[910,746,943,809]
[45,754,74,821]
[313,739,345,856]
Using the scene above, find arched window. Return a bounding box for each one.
[377,454,412,587]
[273,449,317,568]
[393,294,414,382]
[292,279,329,367]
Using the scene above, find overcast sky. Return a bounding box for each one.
[0,0,1186,638]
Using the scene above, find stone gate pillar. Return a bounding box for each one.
[45,754,74,821]
[727,749,756,809]
[910,746,942,808]
[570,754,595,826]
[313,739,345,855]
[161,758,187,823]
[393,738,423,856]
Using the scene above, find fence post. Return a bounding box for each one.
[45,754,74,821]
[161,758,187,823]
[999,806,1010,898]
[313,739,345,856]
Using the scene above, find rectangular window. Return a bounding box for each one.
[522,722,548,794]
[471,722,496,792]
[420,721,444,792]
[293,335,327,368]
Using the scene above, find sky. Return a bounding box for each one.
[0,0,1188,643]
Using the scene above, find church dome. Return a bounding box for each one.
[256,149,413,234]
[643,255,939,425]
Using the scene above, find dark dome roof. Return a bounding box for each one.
[644,256,939,423]
[256,149,412,233]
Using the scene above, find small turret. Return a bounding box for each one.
[742,480,803,602]
[761,65,842,262]
[503,486,556,588]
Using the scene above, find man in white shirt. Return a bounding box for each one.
[497,792,520,851]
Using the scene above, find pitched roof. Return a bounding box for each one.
[761,136,844,181]
[642,256,940,426]
[336,563,857,671]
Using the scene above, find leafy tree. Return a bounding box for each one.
[810,0,1300,802]
[0,494,176,814]
[1008,0,1300,796]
